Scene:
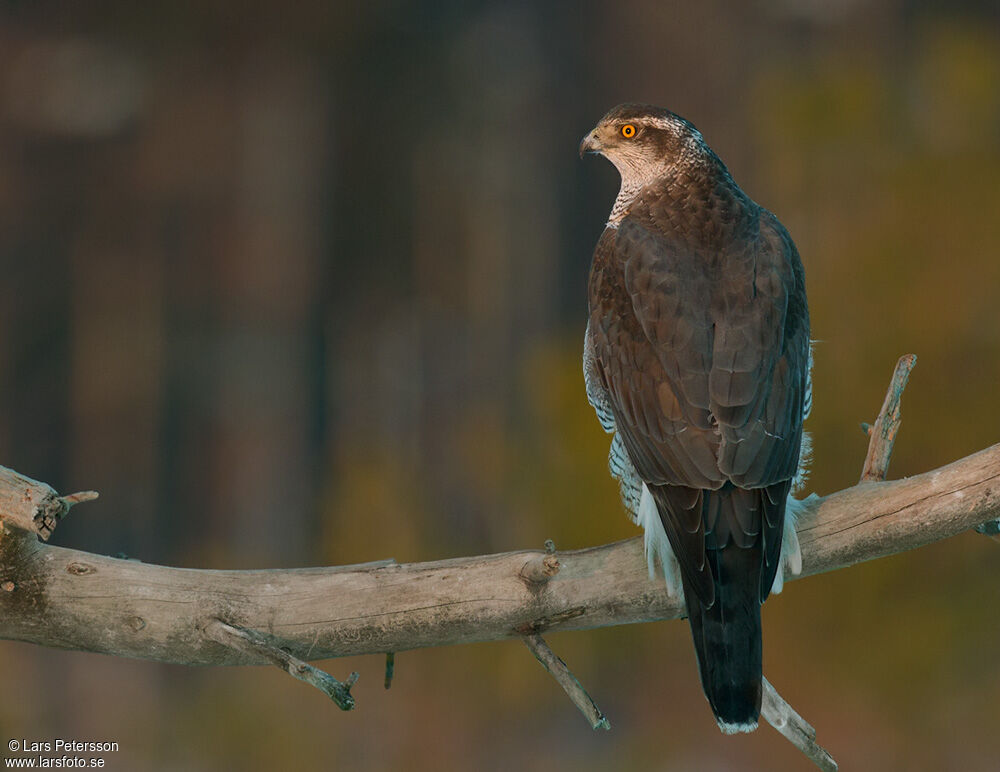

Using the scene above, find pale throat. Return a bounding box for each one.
[606,156,678,228]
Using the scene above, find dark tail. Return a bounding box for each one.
[681,493,765,734]
[651,482,784,734]
[682,545,763,732]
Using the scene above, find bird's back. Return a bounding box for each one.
[581,103,810,733]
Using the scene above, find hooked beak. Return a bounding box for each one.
[579,130,601,159]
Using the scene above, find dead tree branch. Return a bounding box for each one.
[754,353,921,770]
[1,445,997,664]
[762,678,837,772]
[2,355,998,770]
[521,633,610,731]
[860,354,916,482]
[7,454,996,664]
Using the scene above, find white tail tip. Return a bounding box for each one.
[717,719,759,735]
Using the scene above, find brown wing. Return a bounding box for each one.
[587,206,809,603]
[588,226,721,602]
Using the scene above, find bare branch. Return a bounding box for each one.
[860,354,917,482]
[762,678,838,771]
[1,443,999,664]
[204,619,358,710]
[2,356,999,768]
[522,633,609,730]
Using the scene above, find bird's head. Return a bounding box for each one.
[579,103,708,181]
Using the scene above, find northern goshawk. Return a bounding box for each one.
[580,103,811,733]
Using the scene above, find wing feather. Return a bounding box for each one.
[586,199,809,603]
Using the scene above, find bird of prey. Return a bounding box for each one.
[580,104,811,734]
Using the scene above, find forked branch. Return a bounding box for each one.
[754,356,920,769]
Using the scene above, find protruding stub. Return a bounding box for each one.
[61,491,100,506]
[860,354,917,483]
[520,553,561,584]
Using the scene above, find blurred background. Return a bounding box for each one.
[1,0,999,769]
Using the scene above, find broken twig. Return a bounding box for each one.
[860,354,916,482]
[521,632,609,731]
[762,678,838,772]
[61,490,100,507]
[205,619,358,710]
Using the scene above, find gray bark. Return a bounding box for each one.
[1,442,998,666]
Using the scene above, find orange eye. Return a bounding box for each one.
[621,124,636,138]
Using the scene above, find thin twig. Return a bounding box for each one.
[204,619,358,710]
[860,354,917,482]
[35,490,100,541]
[60,491,100,507]
[384,652,395,689]
[521,632,609,730]
[761,678,838,772]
